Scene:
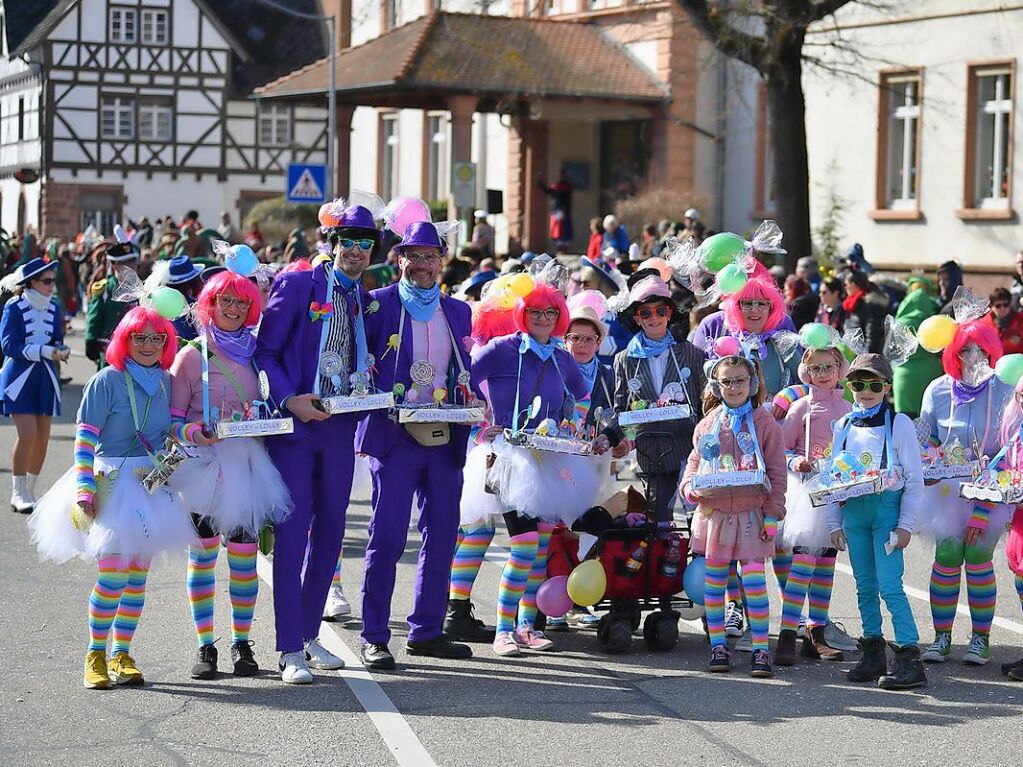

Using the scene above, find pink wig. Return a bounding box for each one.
[105,306,178,371]
[513,283,571,338]
[1001,376,1023,446]
[942,319,1003,380]
[195,271,262,328]
[472,303,518,346]
[721,275,786,334]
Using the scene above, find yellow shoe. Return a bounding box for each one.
[84,650,110,689]
[108,652,145,686]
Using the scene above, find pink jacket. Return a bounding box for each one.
[781,386,851,468]
[681,404,787,520]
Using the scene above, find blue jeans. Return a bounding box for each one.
[842,490,919,647]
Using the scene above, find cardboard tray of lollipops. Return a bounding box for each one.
[807,451,893,508]
[503,422,593,456]
[959,466,1023,505]
[397,405,485,424]
[689,432,766,493]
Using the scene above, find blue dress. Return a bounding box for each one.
[0,294,63,416]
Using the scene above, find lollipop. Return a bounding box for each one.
[698,433,721,461]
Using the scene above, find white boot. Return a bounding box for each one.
[26,473,39,504]
[11,475,33,513]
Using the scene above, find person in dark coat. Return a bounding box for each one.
[937,261,964,316]
[842,270,887,354]
[815,277,847,333]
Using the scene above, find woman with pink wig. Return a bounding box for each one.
[995,363,1023,680]
[167,270,293,680]
[29,306,209,690]
[917,318,1012,666]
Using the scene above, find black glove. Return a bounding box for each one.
[85,340,101,362]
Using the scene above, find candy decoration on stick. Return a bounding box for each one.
[996,353,1023,385]
[699,232,746,273]
[799,322,832,350]
[698,433,721,461]
[917,314,958,353]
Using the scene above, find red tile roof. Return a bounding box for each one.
[256,12,667,104]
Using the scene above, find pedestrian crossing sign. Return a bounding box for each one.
[286,163,327,203]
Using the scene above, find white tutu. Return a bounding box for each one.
[488,436,611,524]
[777,469,833,553]
[918,479,1013,542]
[28,456,197,563]
[167,439,292,537]
[460,442,508,526]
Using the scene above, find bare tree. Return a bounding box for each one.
[676,0,860,268]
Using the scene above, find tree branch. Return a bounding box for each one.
[675,0,768,73]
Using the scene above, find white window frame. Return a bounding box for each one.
[381,114,399,200]
[258,103,292,147]
[139,96,173,142]
[884,75,921,209]
[101,95,135,140]
[109,7,138,44]
[141,9,169,45]
[426,112,448,201]
[974,68,1013,209]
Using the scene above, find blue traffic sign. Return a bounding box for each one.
[286,163,327,204]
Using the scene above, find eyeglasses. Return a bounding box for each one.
[849,379,887,393]
[636,306,671,320]
[334,237,375,251]
[565,333,599,345]
[217,295,252,310]
[526,308,560,322]
[718,375,750,389]
[738,300,771,312]
[35,277,56,285]
[806,362,838,376]
[403,251,442,264]
[130,332,168,347]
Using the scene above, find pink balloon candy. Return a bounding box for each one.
[567,289,608,318]
[644,257,673,283]
[536,575,574,618]
[385,196,433,237]
[715,336,740,357]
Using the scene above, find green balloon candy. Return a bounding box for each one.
[995,353,1023,386]
[715,262,748,295]
[150,286,185,320]
[801,323,831,349]
[699,232,746,273]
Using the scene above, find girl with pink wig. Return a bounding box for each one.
[29,306,209,689]
[997,366,1023,680]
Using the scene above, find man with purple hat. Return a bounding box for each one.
[254,199,380,685]
[357,218,478,670]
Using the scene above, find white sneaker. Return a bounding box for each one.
[304,638,345,670]
[279,651,313,684]
[323,584,352,619]
[733,626,753,653]
[724,601,744,638]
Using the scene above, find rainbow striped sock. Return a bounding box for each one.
[187,536,220,647]
[807,554,836,627]
[705,559,730,648]
[929,562,961,634]
[110,559,149,656]
[88,557,129,652]
[518,524,553,628]
[772,552,793,594]
[1016,573,1023,613]
[965,561,997,636]
[726,560,743,606]
[449,521,496,601]
[332,553,343,588]
[742,559,770,651]
[496,532,538,634]
[227,541,259,643]
[780,553,814,631]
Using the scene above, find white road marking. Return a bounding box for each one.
[255,553,438,767]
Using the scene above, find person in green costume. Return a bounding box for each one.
[893,275,943,417]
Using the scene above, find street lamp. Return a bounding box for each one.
[249,0,338,200]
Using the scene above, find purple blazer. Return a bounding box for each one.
[355,283,477,465]
[254,266,372,440]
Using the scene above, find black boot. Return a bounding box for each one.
[878,642,927,690]
[774,629,797,666]
[846,636,887,683]
[443,599,495,642]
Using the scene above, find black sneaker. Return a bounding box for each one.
[1001,657,1023,676]
[751,649,773,678]
[231,641,258,677]
[190,643,218,680]
[708,645,731,673]
[443,599,496,643]
[360,642,396,671]
[406,636,472,660]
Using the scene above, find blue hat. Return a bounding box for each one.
[395,221,447,255]
[579,255,619,291]
[16,257,58,285]
[166,255,203,285]
[520,251,537,265]
[463,270,498,293]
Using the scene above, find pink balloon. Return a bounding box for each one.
[385,196,432,237]
[536,575,573,618]
[714,336,740,357]
[644,257,673,283]
[567,289,608,318]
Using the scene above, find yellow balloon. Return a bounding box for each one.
[509,272,535,297]
[566,559,607,606]
[917,314,957,353]
[497,292,517,310]
[494,274,513,290]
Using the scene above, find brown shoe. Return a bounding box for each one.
[802,626,844,661]
[775,629,797,666]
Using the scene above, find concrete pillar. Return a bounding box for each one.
[445,94,478,223]
[506,116,549,254]
[333,104,355,198]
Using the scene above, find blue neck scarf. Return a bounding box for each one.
[578,356,600,393]
[125,359,163,397]
[335,269,369,372]
[397,278,440,323]
[850,401,884,425]
[626,331,674,359]
[951,375,990,407]
[206,324,255,366]
[723,400,753,435]
[519,332,556,362]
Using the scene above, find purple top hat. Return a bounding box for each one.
[395,221,447,255]
[335,204,377,231]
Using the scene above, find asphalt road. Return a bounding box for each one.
[4,323,1023,767]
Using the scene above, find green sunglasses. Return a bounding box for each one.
[849,379,887,393]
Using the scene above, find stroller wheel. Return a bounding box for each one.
[643,610,680,652]
[598,616,634,655]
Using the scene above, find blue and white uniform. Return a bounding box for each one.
[0,291,63,416]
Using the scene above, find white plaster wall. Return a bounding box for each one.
[0,178,41,233]
[348,105,379,195]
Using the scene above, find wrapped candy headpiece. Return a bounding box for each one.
[843,315,919,369]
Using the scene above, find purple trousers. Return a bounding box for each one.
[362,442,463,645]
[267,415,356,653]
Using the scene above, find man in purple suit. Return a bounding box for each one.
[357,220,478,670]
[255,203,380,684]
